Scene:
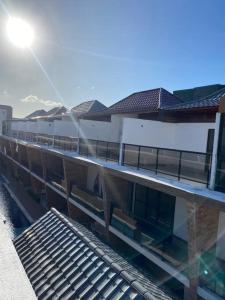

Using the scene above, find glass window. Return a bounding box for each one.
[158,193,175,228]
[134,184,147,219]
[123,144,139,167]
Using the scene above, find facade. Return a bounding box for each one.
[1,85,225,299]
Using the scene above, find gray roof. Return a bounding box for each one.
[164,87,225,111]
[26,109,47,119]
[72,100,106,117]
[14,208,172,300]
[84,88,182,117]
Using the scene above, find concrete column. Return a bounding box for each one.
[209,112,221,189]
[186,201,219,299]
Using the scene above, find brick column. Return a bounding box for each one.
[186,201,219,299]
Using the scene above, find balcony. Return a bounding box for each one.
[122,144,211,186]
[31,162,43,178]
[53,135,78,151]
[46,169,66,193]
[79,139,120,162]
[71,185,104,219]
[111,207,188,268]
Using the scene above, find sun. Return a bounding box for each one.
[6,17,34,49]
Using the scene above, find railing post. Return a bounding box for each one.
[155,148,159,174]
[178,151,182,181]
[137,146,141,169]
[106,142,109,161]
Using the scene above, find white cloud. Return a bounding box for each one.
[21,95,62,107]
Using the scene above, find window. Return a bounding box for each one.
[206,129,214,154]
[133,184,176,232]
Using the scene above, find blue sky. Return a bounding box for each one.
[0,0,225,117]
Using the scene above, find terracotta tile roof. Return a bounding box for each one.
[14,208,172,300]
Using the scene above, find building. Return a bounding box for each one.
[1,85,225,299]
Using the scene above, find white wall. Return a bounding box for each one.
[36,120,54,135]
[54,120,78,137]
[216,212,225,260]
[26,121,38,133]
[173,197,188,241]
[122,118,215,152]
[79,116,122,143]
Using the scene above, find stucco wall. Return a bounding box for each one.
[79,117,121,143]
[54,120,78,137]
[121,118,215,152]
[36,121,54,135]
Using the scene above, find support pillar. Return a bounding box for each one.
[186,201,219,299]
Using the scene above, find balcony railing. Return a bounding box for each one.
[2,132,212,186]
[122,144,212,186]
[71,185,104,219]
[46,169,66,193]
[53,135,78,152]
[110,207,188,267]
[79,139,120,162]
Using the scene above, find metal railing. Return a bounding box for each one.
[9,130,78,152]
[122,144,212,186]
[79,139,120,162]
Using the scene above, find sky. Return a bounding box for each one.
[0,0,225,117]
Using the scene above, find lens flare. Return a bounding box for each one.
[6,17,34,48]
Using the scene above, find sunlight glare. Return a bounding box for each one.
[6,17,34,48]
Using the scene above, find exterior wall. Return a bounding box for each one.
[79,114,131,143]
[173,197,188,241]
[122,118,215,152]
[216,212,225,260]
[36,120,54,135]
[53,120,78,137]
[26,121,38,133]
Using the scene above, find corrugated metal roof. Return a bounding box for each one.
[14,208,172,300]
[164,87,225,111]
